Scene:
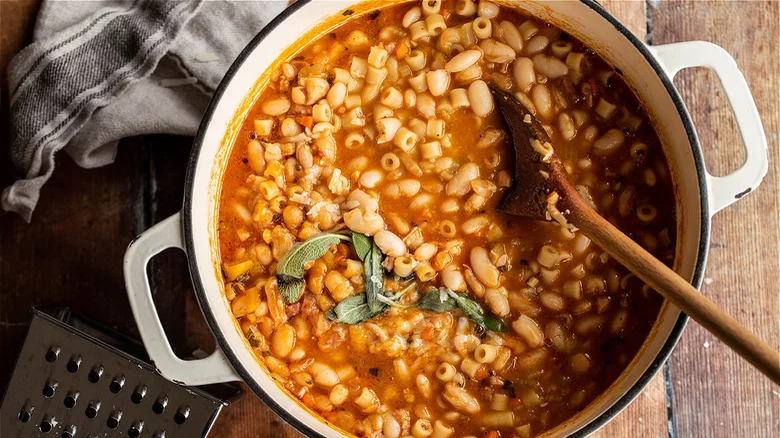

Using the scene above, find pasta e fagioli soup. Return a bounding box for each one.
[216,1,676,437]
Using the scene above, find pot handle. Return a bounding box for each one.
[648,41,768,215]
[124,212,241,385]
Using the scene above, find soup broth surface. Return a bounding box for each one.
[218,2,676,437]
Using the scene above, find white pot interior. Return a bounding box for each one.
[187,1,706,437]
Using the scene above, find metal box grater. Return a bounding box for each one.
[1,308,229,437]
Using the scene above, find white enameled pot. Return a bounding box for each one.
[124,1,769,437]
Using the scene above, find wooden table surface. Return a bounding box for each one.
[1,1,777,437]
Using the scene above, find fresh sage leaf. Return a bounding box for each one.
[417,289,458,312]
[349,232,384,313]
[326,293,388,325]
[483,314,510,333]
[416,288,510,333]
[278,278,305,303]
[364,240,385,313]
[276,233,349,303]
[448,290,486,323]
[351,232,372,261]
[276,233,349,280]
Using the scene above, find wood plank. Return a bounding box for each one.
[0,0,42,184]
[648,1,780,436]
[0,148,146,392]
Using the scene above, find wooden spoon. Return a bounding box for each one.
[490,85,780,384]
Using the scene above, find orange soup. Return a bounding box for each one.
[217,1,676,437]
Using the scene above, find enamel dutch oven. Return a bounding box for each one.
[124,1,769,436]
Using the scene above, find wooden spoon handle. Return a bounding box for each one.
[567,198,780,384]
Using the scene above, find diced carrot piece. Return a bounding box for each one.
[396,42,410,59]
[474,364,490,381]
[421,325,434,341]
[483,431,500,438]
[301,390,316,408]
[296,115,314,130]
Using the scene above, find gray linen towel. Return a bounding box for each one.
[3,0,289,221]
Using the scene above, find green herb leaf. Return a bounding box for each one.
[276,233,349,303]
[278,278,305,303]
[417,289,458,312]
[364,240,385,313]
[276,233,349,280]
[417,288,510,333]
[326,294,388,325]
[448,290,486,322]
[351,232,372,261]
[483,314,510,333]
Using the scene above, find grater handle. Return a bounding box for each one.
[124,212,241,385]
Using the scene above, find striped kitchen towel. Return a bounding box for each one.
[3,0,289,221]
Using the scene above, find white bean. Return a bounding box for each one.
[383,413,401,438]
[499,21,523,52]
[426,69,451,96]
[344,208,384,236]
[593,129,625,155]
[468,80,493,117]
[477,0,499,18]
[470,247,500,288]
[309,362,340,387]
[531,83,553,120]
[480,39,515,63]
[359,169,384,188]
[442,267,467,291]
[484,288,510,316]
[532,54,568,79]
[512,315,544,348]
[445,49,483,73]
[326,82,347,108]
[403,6,422,27]
[513,57,535,93]
[375,230,407,257]
[399,179,421,196]
[261,97,290,116]
[446,163,480,196]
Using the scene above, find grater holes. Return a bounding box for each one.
[42,381,58,398]
[61,425,76,438]
[174,406,190,425]
[66,355,82,373]
[106,410,122,429]
[85,401,100,419]
[109,375,125,393]
[45,346,60,363]
[131,385,147,404]
[152,396,168,414]
[87,366,103,383]
[63,391,79,409]
[18,407,32,423]
[40,417,53,433]
[128,421,144,438]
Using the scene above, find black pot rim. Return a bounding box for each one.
[182,1,710,437]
